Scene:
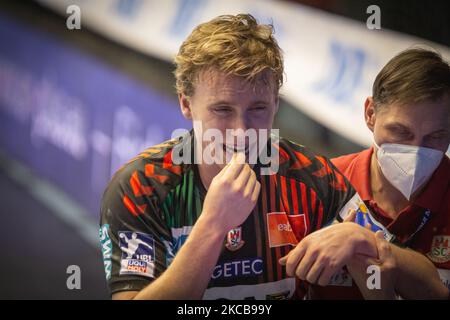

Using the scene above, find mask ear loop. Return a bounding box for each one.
[372,137,381,150]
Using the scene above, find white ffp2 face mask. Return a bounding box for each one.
[374,141,444,200]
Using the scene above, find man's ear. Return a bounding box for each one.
[179,93,192,120]
[364,97,376,132]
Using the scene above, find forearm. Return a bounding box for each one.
[134,214,226,299]
[347,260,396,300]
[390,245,448,299]
[346,229,395,299]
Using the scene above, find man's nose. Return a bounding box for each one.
[230,117,250,146]
[411,136,426,148]
[232,116,249,133]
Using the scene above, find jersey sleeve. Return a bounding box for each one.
[275,139,359,233]
[314,156,357,227]
[99,163,172,295]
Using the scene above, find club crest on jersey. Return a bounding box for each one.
[427,235,450,263]
[225,227,245,251]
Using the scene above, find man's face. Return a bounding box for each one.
[366,96,450,153]
[179,68,279,170]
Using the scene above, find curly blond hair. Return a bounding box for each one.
[174,14,284,97]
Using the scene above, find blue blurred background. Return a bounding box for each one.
[0,0,448,299]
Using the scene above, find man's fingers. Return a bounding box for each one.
[243,168,256,196]
[251,177,261,203]
[281,244,307,277]
[374,230,389,261]
[279,253,289,266]
[215,152,236,179]
[317,262,344,287]
[305,261,325,284]
[223,152,246,180]
[295,248,316,280]
[235,164,252,189]
[344,209,356,222]
[251,180,261,203]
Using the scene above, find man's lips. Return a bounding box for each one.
[223,144,249,154]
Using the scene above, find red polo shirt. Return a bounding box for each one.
[309,147,450,299]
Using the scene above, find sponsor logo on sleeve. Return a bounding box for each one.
[118,231,155,278]
[99,224,112,280]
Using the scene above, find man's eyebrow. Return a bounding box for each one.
[425,128,450,136]
[386,123,449,136]
[384,122,411,131]
[249,100,271,106]
[207,100,271,108]
[207,101,234,108]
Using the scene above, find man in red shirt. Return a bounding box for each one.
[280,48,450,299]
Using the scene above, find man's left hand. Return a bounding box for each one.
[279,221,377,286]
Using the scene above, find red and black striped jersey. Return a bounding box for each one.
[100,130,357,299]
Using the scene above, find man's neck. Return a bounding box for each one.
[369,152,410,219]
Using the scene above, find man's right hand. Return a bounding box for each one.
[201,152,261,233]
[347,231,397,299]
[119,154,261,300]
